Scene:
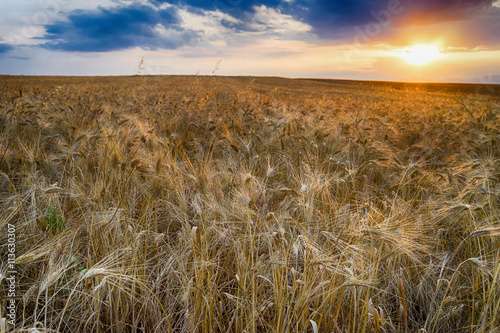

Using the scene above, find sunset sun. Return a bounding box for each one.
[401,44,443,65]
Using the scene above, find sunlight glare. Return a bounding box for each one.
[401,44,443,65]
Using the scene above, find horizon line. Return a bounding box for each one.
[1,73,499,86]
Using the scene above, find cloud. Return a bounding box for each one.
[242,5,311,34]
[42,3,200,52]
[293,0,385,35]
[30,0,314,56]
[278,0,500,50]
[0,43,13,53]
[355,2,500,49]
[12,0,500,55]
[462,5,500,47]
[284,0,495,39]
[220,4,312,41]
[158,0,498,46]
[161,0,282,16]
[396,0,493,26]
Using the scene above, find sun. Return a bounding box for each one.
[401,44,443,65]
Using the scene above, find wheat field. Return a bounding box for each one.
[1,75,499,332]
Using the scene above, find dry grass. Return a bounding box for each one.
[0,75,499,332]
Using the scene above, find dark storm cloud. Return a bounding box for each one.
[42,4,199,52]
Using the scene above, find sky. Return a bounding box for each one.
[0,0,500,82]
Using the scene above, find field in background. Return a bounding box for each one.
[1,75,499,332]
